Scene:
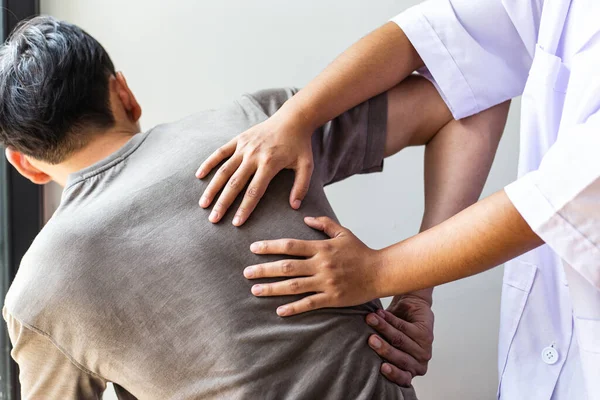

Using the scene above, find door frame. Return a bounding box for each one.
[1,1,42,398]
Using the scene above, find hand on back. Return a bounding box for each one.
[196,114,314,226]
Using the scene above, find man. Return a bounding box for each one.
[0,16,507,399]
[197,0,599,399]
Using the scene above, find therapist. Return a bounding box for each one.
[196,0,600,398]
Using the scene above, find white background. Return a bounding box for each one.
[40,1,522,399]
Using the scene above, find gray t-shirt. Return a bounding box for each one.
[4,88,417,400]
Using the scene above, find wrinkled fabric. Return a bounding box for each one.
[4,89,416,400]
[394,0,600,398]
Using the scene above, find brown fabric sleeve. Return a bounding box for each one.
[312,92,388,186]
[3,308,106,400]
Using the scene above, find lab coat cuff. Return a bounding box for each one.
[505,173,600,289]
[391,5,479,119]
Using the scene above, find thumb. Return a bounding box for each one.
[304,216,346,238]
[289,161,314,209]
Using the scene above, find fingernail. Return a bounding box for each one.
[277,306,288,316]
[377,309,386,319]
[370,336,382,349]
[292,200,301,209]
[251,285,263,295]
[367,314,379,326]
[209,210,219,222]
[382,364,392,374]
[250,242,260,252]
[244,267,254,278]
[232,216,241,226]
[305,216,315,221]
[195,169,204,178]
[199,196,209,208]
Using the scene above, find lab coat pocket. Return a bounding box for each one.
[575,316,600,354]
[518,45,569,173]
[497,261,538,383]
[574,316,600,396]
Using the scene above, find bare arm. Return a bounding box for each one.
[366,101,509,385]
[197,24,423,225]
[280,23,423,133]
[376,190,543,297]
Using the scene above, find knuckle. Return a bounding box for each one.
[214,201,226,211]
[289,280,301,293]
[390,334,405,349]
[281,261,294,275]
[263,284,273,295]
[228,176,240,189]
[304,297,316,311]
[322,242,334,253]
[322,260,335,270]
[303,159,314,170]
[284,240,295,252]
[398,359,410,373]
[217,147,228,157]
[246,186,260,199]
[423,351,433,362]
[331,289,344,301]
[248,146,260,157]
[262,154,274,165]
[218,164,230,175]
[394,319,407,332]
[253,265,264,277]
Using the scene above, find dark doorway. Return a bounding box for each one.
[1,1,41,398]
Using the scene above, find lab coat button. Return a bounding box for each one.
[541,346,559,365]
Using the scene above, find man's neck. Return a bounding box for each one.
[46,129,138,186]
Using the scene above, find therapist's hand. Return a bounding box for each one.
[244,216,384,316]
[366,295,434,386]
[196,114,314,226]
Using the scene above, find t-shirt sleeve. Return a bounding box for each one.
[391,0,538,119]
[311,92,387,186]
[245,88,388,187]
[3,308,106,400]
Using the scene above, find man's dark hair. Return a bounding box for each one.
[0,16,116,163]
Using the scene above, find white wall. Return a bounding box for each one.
[40,1,521,399]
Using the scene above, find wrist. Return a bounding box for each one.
[371,247,398,299]
[274,98,320,135]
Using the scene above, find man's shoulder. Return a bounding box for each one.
[4,216,90,329]
[237,87,299,118]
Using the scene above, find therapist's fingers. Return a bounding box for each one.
[199,156,242,210]
[368,335,421,382]
[244,259,314,280]
[250,277,317,297]
[196,140,237,179]
[232,167,279,226]
[304,216,347,239]
[250,239,317,257]
[367,312,430,363]
[380,362,413,388]
[289,161,314,210]
[209,161,255,223]
[274,293,329,317]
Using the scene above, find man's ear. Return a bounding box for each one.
[115,72,142,123]
[5,148,52,185]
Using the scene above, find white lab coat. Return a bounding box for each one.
[393,0,600,399]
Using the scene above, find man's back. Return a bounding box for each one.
[4,89,415,399]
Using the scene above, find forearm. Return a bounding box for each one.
[389,101,510,306]
[278,23,423,132]
[378,190,544,298]
[384,75,452,157]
